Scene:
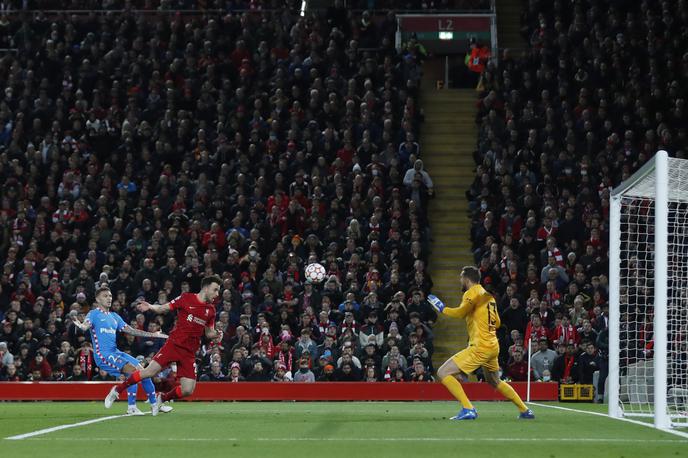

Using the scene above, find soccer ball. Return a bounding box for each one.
[304,263,327,283]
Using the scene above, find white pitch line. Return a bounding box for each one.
[12,437,687,444]
[530,402,688,440]
[5,414,131,440]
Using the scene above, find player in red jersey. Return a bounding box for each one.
[105,275,223,414]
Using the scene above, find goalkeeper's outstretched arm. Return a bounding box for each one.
[427,294,474,318]
[442,297,474,319]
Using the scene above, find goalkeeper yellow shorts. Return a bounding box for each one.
[451,344,500,374]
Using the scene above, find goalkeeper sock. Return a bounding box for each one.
[162,385,183,402]
[441,375,473,409]
[141,377,157,405]
[496,381,528,413]
[126,384,138,406]
[116,370,142,394]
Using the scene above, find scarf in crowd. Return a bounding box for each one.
[79,350,94,379]
[277,349,294,372]
[548,247,564,266]
[557,323,576,343]
[563,355,575,380]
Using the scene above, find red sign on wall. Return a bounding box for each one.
[397,14,494,54]
[399,15,491,33]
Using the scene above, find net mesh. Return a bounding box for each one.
[666,203,688,426]
[618,197,655,418]
[616,156,688,427]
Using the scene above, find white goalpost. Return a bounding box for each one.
[610,150,688,430]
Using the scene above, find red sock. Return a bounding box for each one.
[115,370,142,394]
[161,385,183,402]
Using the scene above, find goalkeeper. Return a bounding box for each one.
[428,266,535,420]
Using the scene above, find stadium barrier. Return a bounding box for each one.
[0,381,558,401]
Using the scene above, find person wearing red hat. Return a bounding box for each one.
[228,362,245,382]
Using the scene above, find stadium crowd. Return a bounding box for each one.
[471,0,687,397]
[3,0,682,393]
[0,3,442,384]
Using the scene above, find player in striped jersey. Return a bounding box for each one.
[72,286,172,415]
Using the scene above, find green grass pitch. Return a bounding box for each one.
[1,401,686,458]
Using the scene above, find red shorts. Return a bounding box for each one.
[153,340,198,380]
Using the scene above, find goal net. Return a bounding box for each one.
[610,151,688,430]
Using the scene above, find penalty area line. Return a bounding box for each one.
[530,402,688,440]
[5,414,135,440]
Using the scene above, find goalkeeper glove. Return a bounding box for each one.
[427,294,445,313]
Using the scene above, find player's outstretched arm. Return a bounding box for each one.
[137,300,171,314]
[122,325,169,339]
[205,326,223,343]
[428,294,474,318]
[71,315,92,331]
[443,296,474,319]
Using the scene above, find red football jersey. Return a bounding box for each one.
[167,292,217,351]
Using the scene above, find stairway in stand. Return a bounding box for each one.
[420,74,478,372]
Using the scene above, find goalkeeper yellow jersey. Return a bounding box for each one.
[442,283,500,348]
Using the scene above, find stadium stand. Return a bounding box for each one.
[0,3,444,384]
[472,0,687,399]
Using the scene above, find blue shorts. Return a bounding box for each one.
[94,349,140,377]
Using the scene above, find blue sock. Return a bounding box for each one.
[126,384,137,406]
[141,377,157,405]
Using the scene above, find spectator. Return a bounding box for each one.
[272,363,292,382]
[530,337,557,381]
[363,365,379,382]
[578,342,603,385]
[499,204,523,241]
[552,343,579,384]
[295,328,318,361]
[524,314,549,347]
[569,297,589,328]
[28,353,52,380]
[359,311,384,348]
[403,160,434,193]
[552,315,579,346]
[501,297,528,335]
[578,319,599,344]
[0,363,20,382]
[335,362,361,381]
[292,358,315,383]
[0,342,14,368]
[398,133,420,169]
[200,362,227,382]
[246,361,271,382]
[540,258,569,287]
[67,364,88,382]
[507,331,524,361]
[409,358,434,382]
[317,364,336,382]
[506,347,530,382]
[228,363,246,383]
